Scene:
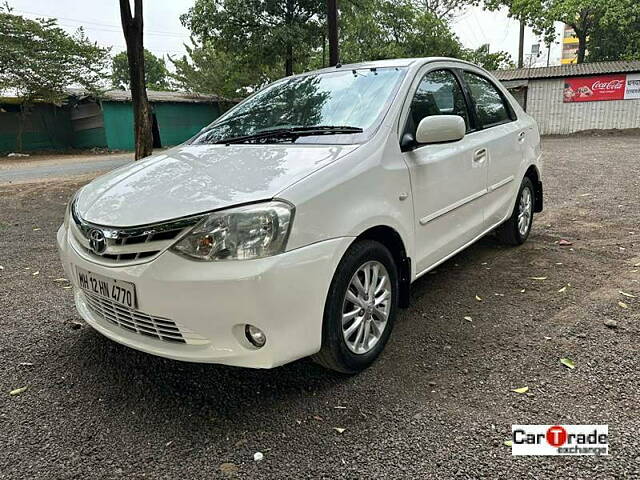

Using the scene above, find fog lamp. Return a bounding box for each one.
[245,324,266,348]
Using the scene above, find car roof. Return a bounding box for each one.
[304,57,481,76]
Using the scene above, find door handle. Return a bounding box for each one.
[518,131,526,142]
[473,148,487,163]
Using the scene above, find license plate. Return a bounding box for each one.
[75,266,137,309]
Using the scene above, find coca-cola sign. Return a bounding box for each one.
[563,74,628,102]
[591,79,624,90]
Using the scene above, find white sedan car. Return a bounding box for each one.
[57,57,543,373]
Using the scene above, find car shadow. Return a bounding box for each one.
[65,327,349,428]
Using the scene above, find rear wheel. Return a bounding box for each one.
[312,240,398,374]
[496,176,535,245]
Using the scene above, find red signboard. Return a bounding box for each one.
[563,74,626,102]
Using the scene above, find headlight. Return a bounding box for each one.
[171,201,294,261]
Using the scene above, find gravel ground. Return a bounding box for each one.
[1,135,639,479]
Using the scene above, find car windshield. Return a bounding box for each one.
[191,66,407,145]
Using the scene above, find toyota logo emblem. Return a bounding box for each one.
[88,228,107,254]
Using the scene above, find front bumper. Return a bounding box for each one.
[57,225,352,368]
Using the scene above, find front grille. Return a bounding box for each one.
[83,291,208,345]
[70,205,204,265]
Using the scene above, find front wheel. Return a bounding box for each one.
[496,176,535,245]
[312,240,398,374]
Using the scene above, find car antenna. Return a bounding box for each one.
[335,63,342,68]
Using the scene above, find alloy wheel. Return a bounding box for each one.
[341,260,391,354]
[517,186,533,237]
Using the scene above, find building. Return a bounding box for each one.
[561,25,579,65]
[495,61,640,135]
[0,90,229,153]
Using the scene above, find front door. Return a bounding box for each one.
[402,69,488,275]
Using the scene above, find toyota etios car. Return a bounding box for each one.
[58,57,542,373]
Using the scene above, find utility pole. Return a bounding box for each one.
[327,0,339,66]
[517,19,525,68]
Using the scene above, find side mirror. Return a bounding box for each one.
[415,115,465,144]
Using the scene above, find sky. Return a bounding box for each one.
[8,0,563,68]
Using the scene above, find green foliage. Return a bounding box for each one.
[587,0,640,62]
[180,0,325,78]
[0,4,109,150]
[0,4,109,103]
[463,44,514,70]
[483,0,640,63]
[111,49,170,91]
[176,0,477,96]
[170,40,277,98]
[340,0,463,63]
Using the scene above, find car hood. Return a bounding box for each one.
[76,143,358,227]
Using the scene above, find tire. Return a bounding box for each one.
[312,239,399,374]
[496,176,535,245]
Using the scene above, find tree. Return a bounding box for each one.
[463,44,514,70]
[541,1,598,64]
[181,0,325,78]
[0,5,109,151]
[175,0,472,97]
[589,25,640,63]
[170,40,266,98]
[414,0,477,20]
[119,0,153,160]
[340,0,464,63]
[482,0,636,64]
[112,49,170,90]
[587,0,640,62]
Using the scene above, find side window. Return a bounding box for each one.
[406,70,469,137]
[463,72,512,127]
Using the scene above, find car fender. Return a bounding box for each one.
[278,131,415,272]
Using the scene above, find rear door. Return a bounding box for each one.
[460,70,524,228]
[401,68,488,275]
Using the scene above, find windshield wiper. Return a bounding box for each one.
[214,125,364,145]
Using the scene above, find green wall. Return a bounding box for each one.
[154,102,220,146]
[72,127,107,149]
[102,101,135,151]
[0,100,222,153]
[0,104,72,153]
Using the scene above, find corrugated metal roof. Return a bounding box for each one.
[493,61,640,81]
[66,88,226,104]
[101,89,224,103]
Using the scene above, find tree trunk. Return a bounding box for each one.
[327,0,339,66]
[119,0,153,160]
[285,44,293,76]
[576,33,587,63]
[16,103,25,152]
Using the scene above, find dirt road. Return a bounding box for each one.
[0,151,133,184]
